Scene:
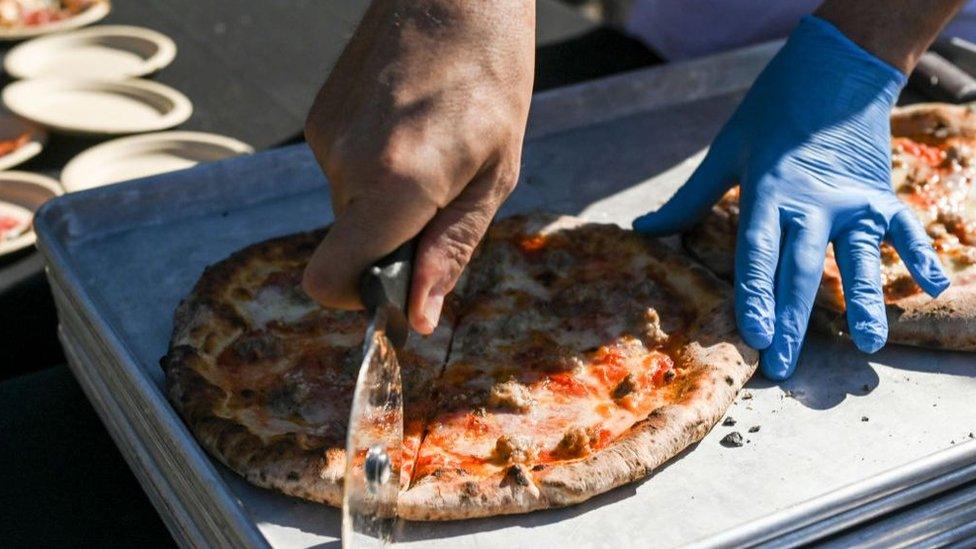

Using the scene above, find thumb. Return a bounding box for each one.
[632,134,738,235]
[409,166,516,334]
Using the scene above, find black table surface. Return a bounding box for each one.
[0,2,660,545]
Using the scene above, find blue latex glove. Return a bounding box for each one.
[633,16,950,380]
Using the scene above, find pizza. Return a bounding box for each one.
[162,213,757,520]
[0,0,96,28]
[684,103,976,350]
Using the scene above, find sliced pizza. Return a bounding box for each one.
[162,229,454,505]
[163,213,758,520]
[401,214,756,519]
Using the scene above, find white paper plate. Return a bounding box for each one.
[2,77,192,135]
[0,113,45,171]
[61,131,254,191]
[0,170,62,256]
[0,0,110,41]
[5,25,176,79]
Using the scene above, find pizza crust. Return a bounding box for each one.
[164,215,758,520]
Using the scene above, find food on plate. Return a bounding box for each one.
[684,103,976,350]
[0,202,30,241]
[0,131,28,157]
[162,213,757,520]
[0,0,95,28]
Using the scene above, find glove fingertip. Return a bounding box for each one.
[737,314,773,349]
[760,353,794,381]
[851,329,886,354]
[911,254,951,298]
[631,214,656,233]
[921,270,951,298]
[759,336,802,381]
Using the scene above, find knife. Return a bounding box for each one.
[342,240,415,548]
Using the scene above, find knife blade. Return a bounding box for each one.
[342,240,415,548]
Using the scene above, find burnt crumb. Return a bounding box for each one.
[535,270,557,286]
[722,416,736,427]
[724,375,734,386]
[663,370,676,383]
[612,374,636,399]
[506,465,531,486]
[532,464,546,471]
[861,416,869,422]
[721,432,744,448]
[969,433,974,439]
[861,384,870,393]
[741,392,753,400]
[748,425,761,433]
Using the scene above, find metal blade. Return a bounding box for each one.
[342,306,404,548]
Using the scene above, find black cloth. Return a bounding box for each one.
[0,366,175,548]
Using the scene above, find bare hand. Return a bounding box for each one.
[302,0,535,334]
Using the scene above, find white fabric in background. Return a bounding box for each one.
[627,0,976,61]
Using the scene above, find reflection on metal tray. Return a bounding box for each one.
[35,41,976,547]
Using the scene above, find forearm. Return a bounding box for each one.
[816,0,966,74]
[338,0,535,93]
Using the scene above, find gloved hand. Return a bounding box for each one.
[633,16,950,380]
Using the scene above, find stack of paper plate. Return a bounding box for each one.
[4,25,176,79]
[2,23,187,136]
[61,131,254,191]
[0,20,255,192]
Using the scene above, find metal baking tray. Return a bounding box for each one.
[35,43,976,547]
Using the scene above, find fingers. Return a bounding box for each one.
[888,207,950,297]
[408,165,516,334]
[762,213,830,380]
[734,197,781,350]
[834,216,888,354]
[632,132,738,235]
[302,185,438,311]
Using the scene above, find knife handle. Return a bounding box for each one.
[909,51,976,104]
[360,238,416,343]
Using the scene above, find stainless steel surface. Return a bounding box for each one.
[34,42,976,547]
[820,481,976,548]
[754,459,976,548]
[48,273,268,549]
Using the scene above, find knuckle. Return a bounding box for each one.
[743,226,777,252]
[492,162,520,198]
